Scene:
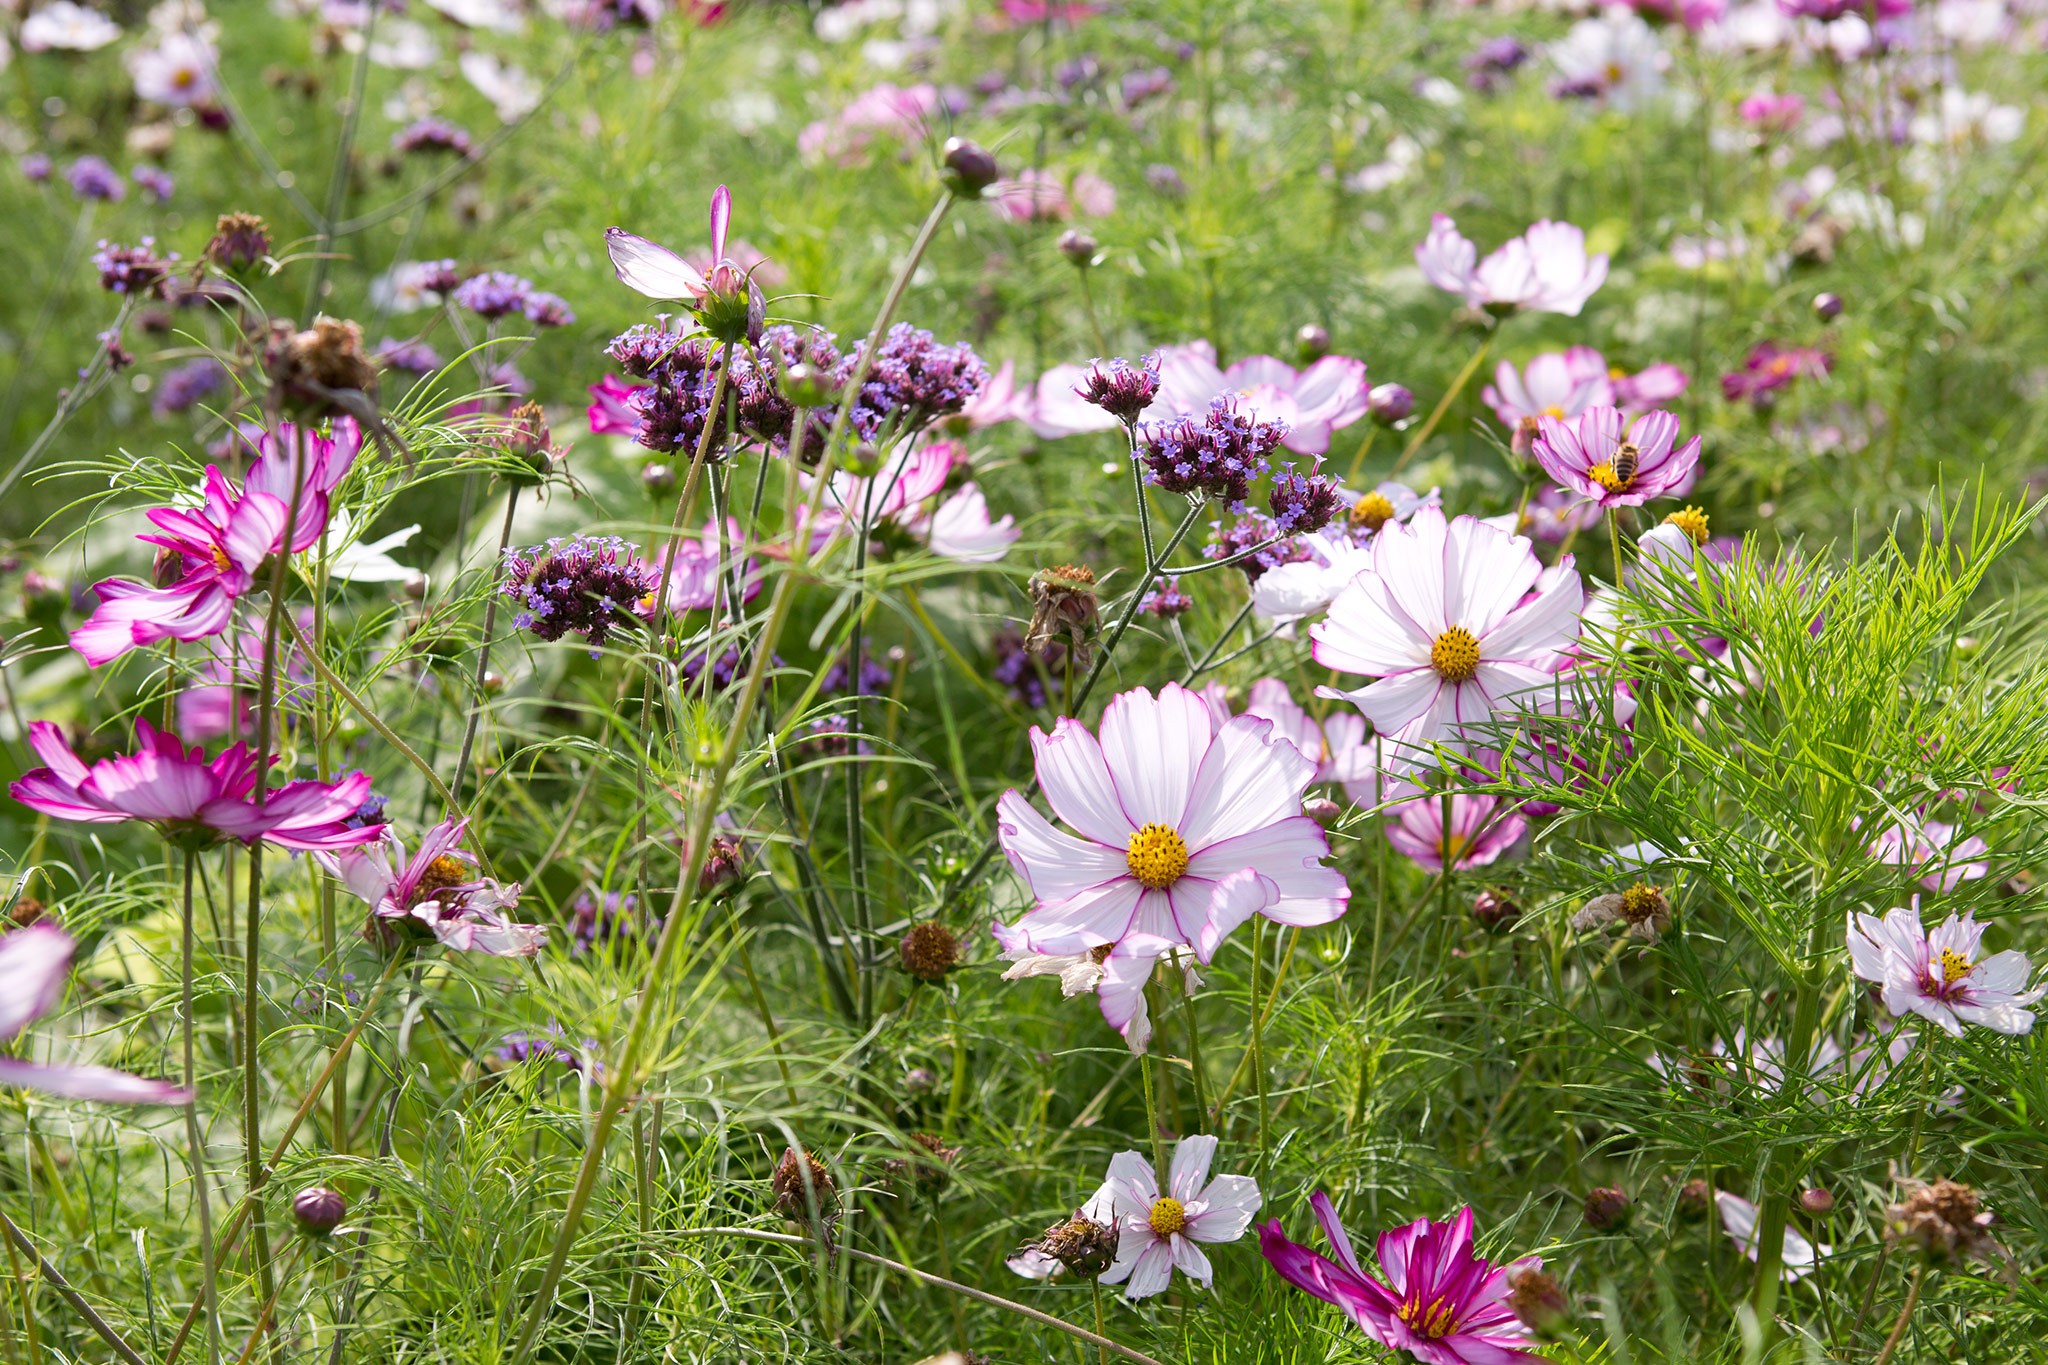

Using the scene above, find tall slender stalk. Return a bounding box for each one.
[179,851,220,1365]
[1391,335,1491,476]
[452,482,520,807]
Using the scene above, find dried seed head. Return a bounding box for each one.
[6,897,47,929]
[264,316,379,420]
[1886,1178,2000,1265]
[900,921,962,982]
[892,1132,960,1193]
[1505,1264,1568,1338]
[207,212,270,272]
[1029,1213,1120,1278]
[771,1147,837,1220]
[1582,1186,1631,1232]
[1025,563,1099,666]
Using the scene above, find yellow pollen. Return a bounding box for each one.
[1541,405,1566,419]
[1938,947,1973,985]
[1398,1296,1459,1338]
[1430,626,1481,684]
[1442,831,1470,864]
[1604,61,1624,83]
[211,545,232,571]
[1147,1196,1187,1238]
[1126,823,1190,890]
[1609,366,1628,381]
[1349,491,1397,533]
[1664,506,1710,545]
[1588,462,1632,494]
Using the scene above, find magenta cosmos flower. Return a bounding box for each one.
[1532,406,1700,510]
[1847,907,2041,1037]
[1100,1136,1262,1300]
[319,817,544,957]
[1312,508,1585,775]
[0,925,191,1104]
[11,720,384,851]
[1417,214,1608,317]
[1387,793,1527,873]
[1260,1196,1546,1364]
[991,681,1349,985]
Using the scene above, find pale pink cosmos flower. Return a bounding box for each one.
[1023,363,1122,440]
[1532,406,1701,509]
[803,440,1018,565]
[128,32,217,107]
[320,817,545,957]
[796,82,942,165]
[1259,1198,1545,1364]
[1240,678,1375,787]
[998,937,1201,1054]
[1387,792,1527,872]
[1484,346,1613,427]
[991,682,1348,1037]
[1143,341,1371,456]
[988,169,1117,224]
[1099,1136,1261,1300]
[0,925,192,1104]
[1417,214,1609,317]
[1867,817,1990,893]
[1312,508,1586,775]
[953,359,1033,430]
[606,185,748,304]
[659,519,761,613]
[10,720,383,851]
[1847,907,2041,1036]
[1250,486,1441,627]
[1715,1192,1829,1281]
[1610,362,1689,412]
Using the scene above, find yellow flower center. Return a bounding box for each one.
[211,545,232,571]
[1126,823,1190,890]
[1398,1295,1459,1338]
[1541,405,1566,419]
[1588,461,1631,493]
[1147,1196,1187,1238]
[1349,491,1397,533]
[1937,947,1973,985]
[1430,626,1481,684]
[413,853,474,904]
[1664,506,1710,545]
[1442,831,1469,864]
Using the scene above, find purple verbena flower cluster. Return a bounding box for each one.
[153,358,226,417]
[838,323,988,442]
[570,889,639,954]
[1140,575,1193,618]
[1205,511,1313,583]
[502,535,659,650]
[1267,464,1343,535]
[1139,396,1290,506]
[393,117,477,158]
[453,270,532,320]
[822,651,893,696]
[1075,354,1162,424]
[94,239,176,297]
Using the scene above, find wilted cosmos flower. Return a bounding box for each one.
[1847,906,2041,1037]
[1532,406,1701,509]
[1097,1136,1261,1299]
[1417,214,1609,316]
[1260,1197,1546,1364]
[502,535,660,651]
[11,720,385,851]
[319,816,544,956]
[1313,508,1586,775]
[0,925,192,1104]
[991,681,1348,1046]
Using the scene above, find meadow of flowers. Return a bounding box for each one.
[2,0,2047,1360]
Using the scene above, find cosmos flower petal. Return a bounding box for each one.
[0,1056,193,1105]
[1178,714,1315,850]
[0,926,72,1041]
[1031,719,1137,845]
[1098,683,1214,829]
[997,790,1132,902]
[1187,818,1347,925]
[1193,868,1279,962]
[1005,877,1147,956]
[605,227,707,300]
[1189,1174,1262,1242]
[1168,1134,1218,1203]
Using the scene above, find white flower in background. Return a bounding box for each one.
[320,512,420,584]
[21,2,123,52]
[460,51,540,121]
[1549,11,1668,111]
[345,18,439,69]
[422,0,526,31]
[370,261,449,314]
[1908,88,2024,149]
[128,31,217,107]
[1716,1193,1829,1280]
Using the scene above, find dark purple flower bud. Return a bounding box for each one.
[642,462,675,495]
[941,136,1000,196]
[1075,354,1162,425]
[1303,797,1342,828]
[1268,465,1342,534]
[1677,1178,1712,1220]
[1368,382,1414,425]
[1812,292,1844,322]
[1144,163,1187,199]
[1204,510,1312,583]
[699,833,745,892]
[392,117,477,158]
[1057,229,1098,266]
[1296,324,1330,363]
[1583,1186,1632,1232]
[292,1185,347,1235]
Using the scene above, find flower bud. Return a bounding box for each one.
[1056,229,1098,266]
[1295,324,1330,363]
[1303,797,1342,828]
[1505,1264,1568,1338]
[1367,382,1414,426]
[778,362,840,409]
[771,1146,838,1221]
[900,921,962,983]
[292,1184,347,1235]
[1472,888,1520,931]
[206,212,271,273]
[1677,1178,1712,1221]
[7,896,48,929]
[642,462,676,496]
[1582,1186,1631,1232]
[1798,1187,1835,1216]
[902,1066,938,1096]
[941,137,1000,197]
[1812,292,1844,322]
[495,401,560,485]
[899,1132,960,1193]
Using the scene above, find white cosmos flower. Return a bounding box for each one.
[1099,1136,1261,1300]
[21,2,123,51]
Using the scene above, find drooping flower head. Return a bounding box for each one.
[1417,215,1609,317]
[1313,508,1585,775]
[319,817,544,957]
[1847,906,2041,1037]
[501,535,660,651]
[11,720,385,851]
[0,925,193,1104]
[1532,406,1701,510]
[1098,1136,1261,1300]
[1260,1197,1546,1364]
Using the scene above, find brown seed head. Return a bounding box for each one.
[1886,1178,1999,1265]
[1505,1263,1568,1337]
[900,921,962,982]
[771,1146,838,1220]
[1030,1213,1120,1278]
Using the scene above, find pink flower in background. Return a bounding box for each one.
[1611,362,1689,412]
[955,360,1033,429]
[990,169,1114,223]
[1417,214,1609,316]
[1387,792,1527,872]
[587,374,647,435]
[10,720,384,851]
[1776,0,1908,17]
[1260,1197,1545,1364]
[1519,484,1604,544]
[1868,817,1990,893]
[0,925,192,1105]
[1024,363,1123,439]
[805,439,1018,564]
[660,519,761,612]
[1313,508,1585,774]
[1720,342,1831,407]
[1847,907,2041,1036]
[992,681,1349,983]
[1532,406,1701,509]
[797,83,943,165]
[1739,91,1806,131]
[321,817,545,957]
[128,32,217,107]
[1625,0,1726,28]
[1484,346,1613,427]
[1240,678,1376,787]
[1140,341,1371,455]
[1099,1136,1262,1300]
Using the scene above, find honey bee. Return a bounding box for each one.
[1611,440,1640,489]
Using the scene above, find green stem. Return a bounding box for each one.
[180,852,220,1365]
[0,1212,146,1365]
[1871,1264,1926,1365]
[1251,917,1270,1183]
[452,482,520,811]
[1391,335,1491,475]
[282,614,461,817]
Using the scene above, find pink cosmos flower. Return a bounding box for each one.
[1610,361,1689,413]
[1240,679,1375,787]
[1142,341,1370,455]
[10,720,384,851]
[319,817,545,957]
[1847,907,2041,1036]
[1484,347,1613,428]
[1739,91,1806,131]
[1260,1196,1545,1365]
[1532,406,1701,509]
[1867,816,1990,893]
[1022,363,1122,440]
[660,519,761,612]
[1715,1192,1829,1281]
[1417,214,1609,317]
[1312,508,1586,775]
[0,924,192,1104]
[804,440,1018,565]
[991,682,1349,1032]
[953,359,1033,430]
[1099,1136,1262,1300]
[1720,342,1830,408]
[606,185,747,303]
[1387,793,1527,872]
[587,374,647,436]
[796,83,942,165]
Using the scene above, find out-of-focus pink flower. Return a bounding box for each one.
[1625,0,1726,29]
[321,817,545,957]
[1484,347,1613,427]
[1025,363,1123,439]
[1386,792,1526,872]
[1260,1198,1546,1364]
[1868,817,1990,893]
[1776,0,1908,18]
[660,519,762,612]
[804,440,1017,565]
[1739,91,1806,131]
[953,360,1033,429]
[1847,906,2041,1036]
[587,374,647,436]
[1532,406,1702,509]
[10,720,384,851]
[1240,679,1376,787]
[1611,362,1689,412]
[995,0,1102,22]
[0,925,192,1105]
[1520,484,1604,544]
[798,83,943,165]
[128,32,217,107]
[1313,508,1586,774]
[1417,214,1609,316]
[1721,342,1831,408]
[1144,341,1370,455]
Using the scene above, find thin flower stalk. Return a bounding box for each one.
[452,483,521,806]
[1391,337,1491,476]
